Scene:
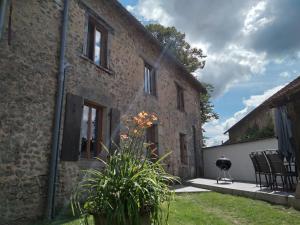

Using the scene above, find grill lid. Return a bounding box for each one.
[216,156,232,171]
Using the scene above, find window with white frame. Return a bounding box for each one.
[144,63,156,96]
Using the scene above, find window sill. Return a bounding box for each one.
[80,55,114,75]
[144,92,158,100]
[78,158,106,169]
[177,108,186,113]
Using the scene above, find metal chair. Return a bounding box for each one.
[249,152,260,186]
[286,157,298,186]
[251,151,272,189]
[264,150,289,190]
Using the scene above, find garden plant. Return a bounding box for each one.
[71,112,178,225]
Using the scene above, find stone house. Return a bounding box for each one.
[224,104,275,144]
[0,0,205,224]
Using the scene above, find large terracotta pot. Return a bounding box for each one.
[93,214,151,225]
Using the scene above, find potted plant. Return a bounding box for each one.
[71,112,179,225]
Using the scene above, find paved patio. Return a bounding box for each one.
[185,178,298,207]
[172,185,210,193]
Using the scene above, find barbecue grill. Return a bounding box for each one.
[216,156,233,183]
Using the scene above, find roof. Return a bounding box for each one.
[265,76,300,107]
[111,0,206,94]
[224,75,300,134]
[224,103,268,134]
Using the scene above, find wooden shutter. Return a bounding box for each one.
[147,125,158,159]
[87,20,95,60]
[151,71,157,96]
[61,93,84,161]
[100,26,108,67]
[110,108,121,150]
[180,133,187,164]
[177,86,180,110]
[181,90,185,110]
[83,13,89,55]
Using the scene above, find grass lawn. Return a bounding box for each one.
[34,192,300,225]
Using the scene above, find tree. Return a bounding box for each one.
[200,83,219,124]
[146,24,218,125]
[145,24,206,73]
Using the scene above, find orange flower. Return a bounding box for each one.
[151,115,158,121]
[138,112,145,118]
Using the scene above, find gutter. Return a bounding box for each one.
[46,0,69,219]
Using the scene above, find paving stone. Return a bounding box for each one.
[173,185,210,193]
[186,178,295,207]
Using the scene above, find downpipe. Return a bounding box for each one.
[46,0,69,219]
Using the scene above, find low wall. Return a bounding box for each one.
[203,138,278,183]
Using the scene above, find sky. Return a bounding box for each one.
[119,0,300,146]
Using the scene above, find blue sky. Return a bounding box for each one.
[119,0,300,146]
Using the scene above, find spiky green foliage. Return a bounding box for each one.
[71,118,178,225]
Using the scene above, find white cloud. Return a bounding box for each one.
[127,0,272,97]
[243,85,284,107]
[126,5,135,12]
[126,0,173,25]
[196,44,267,96]
[203,120,228,147]
[126,0,300,98]
[242,1,273,35]
[204,84,285,147]
[279,71,290,78]
[123,0,300,146]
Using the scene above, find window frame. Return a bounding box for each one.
[144,62,157,96]
[176,84,185,111]
[80,100,104,160]
[86,16,108,68]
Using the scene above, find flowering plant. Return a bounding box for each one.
[71,111,178,225]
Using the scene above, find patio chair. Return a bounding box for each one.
[264,150,296,191]
[249,152,260,186]
[251,151,272,189]
[286,156,298,185]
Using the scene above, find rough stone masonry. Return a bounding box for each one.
[0,0,204,224]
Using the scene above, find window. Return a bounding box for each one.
[80,102,103,159]
[144,63,156,96]
[176,84,185,111]
[146,124,158,160]
[86,17,108,68]
[179,133,188,165]
[61,94,121,161]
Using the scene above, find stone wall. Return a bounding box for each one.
[228,107,275,144]
[0,0,203,224]
[0,1,62,224]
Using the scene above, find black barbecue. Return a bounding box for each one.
[216,156,233,183]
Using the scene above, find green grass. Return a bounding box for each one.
[33,192,300,225]
[165,192,300,225]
